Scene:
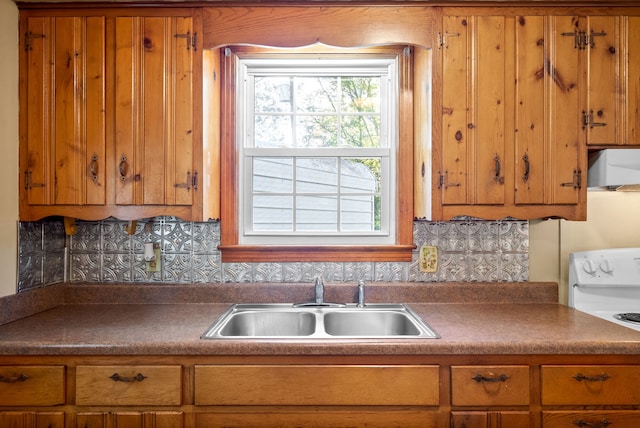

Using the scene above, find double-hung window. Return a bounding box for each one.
[237,57,398,246]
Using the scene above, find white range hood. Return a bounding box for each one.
[588,149,640,191]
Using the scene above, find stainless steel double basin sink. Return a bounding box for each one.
[201,303,439,339]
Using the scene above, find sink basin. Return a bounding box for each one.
[323,310,422,336]
[201,303,439,339]
[218,311,316,337]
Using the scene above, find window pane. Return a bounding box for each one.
[341,115,381,148]
[297,115,338,148]
[341,77,381,113]
[341,195,379,231]
[340,158,380,193]
[296,158,337,193]
[296,77,338,113]
[253,158,293,192]
[253,195,293,231]
[254,115,293,148]
[296,195,338,231]
[255,76,293,112]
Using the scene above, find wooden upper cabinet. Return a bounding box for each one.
[436,14,586,221]
[21,16,107,208]
[19,9,207,222]
[114,16,198,208]
[555,15,639,147]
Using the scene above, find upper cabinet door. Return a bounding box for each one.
[114,16,197,207]
[440,16,507,207]
[523,16,583,206]
[21,16,106,208]
[557,15,636,147]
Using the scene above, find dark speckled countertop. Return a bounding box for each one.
[0,282,639,355]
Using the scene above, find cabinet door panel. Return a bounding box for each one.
[452,411,529,428]
[53,17,106,206]
[585,16,621,145]
[441,16,470,205]
[514,16,545,205]
[475,16,506,205]
[549,16,582,204]
[22,16,106,208]
[171,17,196,206]
[628,17,640,146]
[115,16,195,207]
[23,17,51,206]
[441,16,506,207]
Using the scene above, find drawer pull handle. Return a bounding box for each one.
[110,373,147,383]
[572,373,610,382]
[572,418,611,427]
[0,373,28,383]
[471,373,510,383]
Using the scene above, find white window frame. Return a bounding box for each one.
[236,57,399,246]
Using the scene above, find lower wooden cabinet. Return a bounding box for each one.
[3,358,640,428]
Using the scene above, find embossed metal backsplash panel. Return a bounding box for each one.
[17,217,528,292]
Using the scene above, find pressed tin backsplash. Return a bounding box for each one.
[17,217,528,292]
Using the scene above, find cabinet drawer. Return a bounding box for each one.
[195,365,439,406]
[541,365,640,405]
[0,365,65,406]
[542,411,640,427]
[75,365,181,406]
[451,366,529,406]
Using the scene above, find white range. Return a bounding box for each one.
[569,247,640,332]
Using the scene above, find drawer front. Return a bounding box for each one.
[451,366,530,406]
[195,365,439,406]
[542,411,640,427]
[541,365,640,405]
[76,365,181,406]
[0,365,65,406]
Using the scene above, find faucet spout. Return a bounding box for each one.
[314,277,324,304]
[357,280,365,307]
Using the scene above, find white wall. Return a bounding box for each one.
[0,0,19,297]
[531,192,640,305]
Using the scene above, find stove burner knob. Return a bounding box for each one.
[582,259,598,275]
[599,259,614,274]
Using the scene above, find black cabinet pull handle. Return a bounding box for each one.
[573,418,611,427]
[572,373,610,382]
[522,153,530,182]
[110,373,147,383]
[119,155,128,182]
[471,373,510,383]
[0,373,28,383]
